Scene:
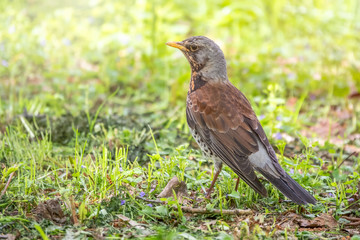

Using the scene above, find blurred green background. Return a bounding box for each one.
[1,0,360,122]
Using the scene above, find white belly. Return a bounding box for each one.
[248,140,280,177]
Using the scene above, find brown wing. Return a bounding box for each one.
[187,81,317,205]
[186,81,275,196]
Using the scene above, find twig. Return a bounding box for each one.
[135,197,252,215]
[342,216,360,221]
[176,206,252,216]
[276,213,298,227]
[345,221,360,226]
[342,216,360,226]
[337,152,357,168]
[70,196,79,226]
[0,172,16,198]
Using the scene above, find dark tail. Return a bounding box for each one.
[257,169,316,205]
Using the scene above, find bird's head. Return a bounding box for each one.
[166,36,227,81]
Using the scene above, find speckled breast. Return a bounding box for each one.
[189,127,223,171]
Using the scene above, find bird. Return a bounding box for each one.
[166,36,316,205]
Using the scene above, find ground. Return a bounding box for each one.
[1,0,360,239]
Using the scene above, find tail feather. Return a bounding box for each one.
[257,169,316,205]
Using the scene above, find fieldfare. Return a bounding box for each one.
[166,36,316,205]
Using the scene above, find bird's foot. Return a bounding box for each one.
[205,192,212,199]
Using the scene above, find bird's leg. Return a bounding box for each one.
[206,163,223,199]
[235,177,240,192]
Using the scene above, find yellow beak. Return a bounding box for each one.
[166,41,188,51]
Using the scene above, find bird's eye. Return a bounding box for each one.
[190,45,198,52]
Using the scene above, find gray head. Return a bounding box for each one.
[166,36,228,81]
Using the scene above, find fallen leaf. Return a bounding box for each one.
[307,118,346,139]
[297,213,338,229]
[157,176,188,203]
[348,91,360,99]
[0,234,16,240]
[115,214,147,229]
[33,199,66,224]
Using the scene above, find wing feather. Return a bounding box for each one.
[186,82,268,196]
[186,81,316,204]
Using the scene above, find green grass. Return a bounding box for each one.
[1,0,360,239]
